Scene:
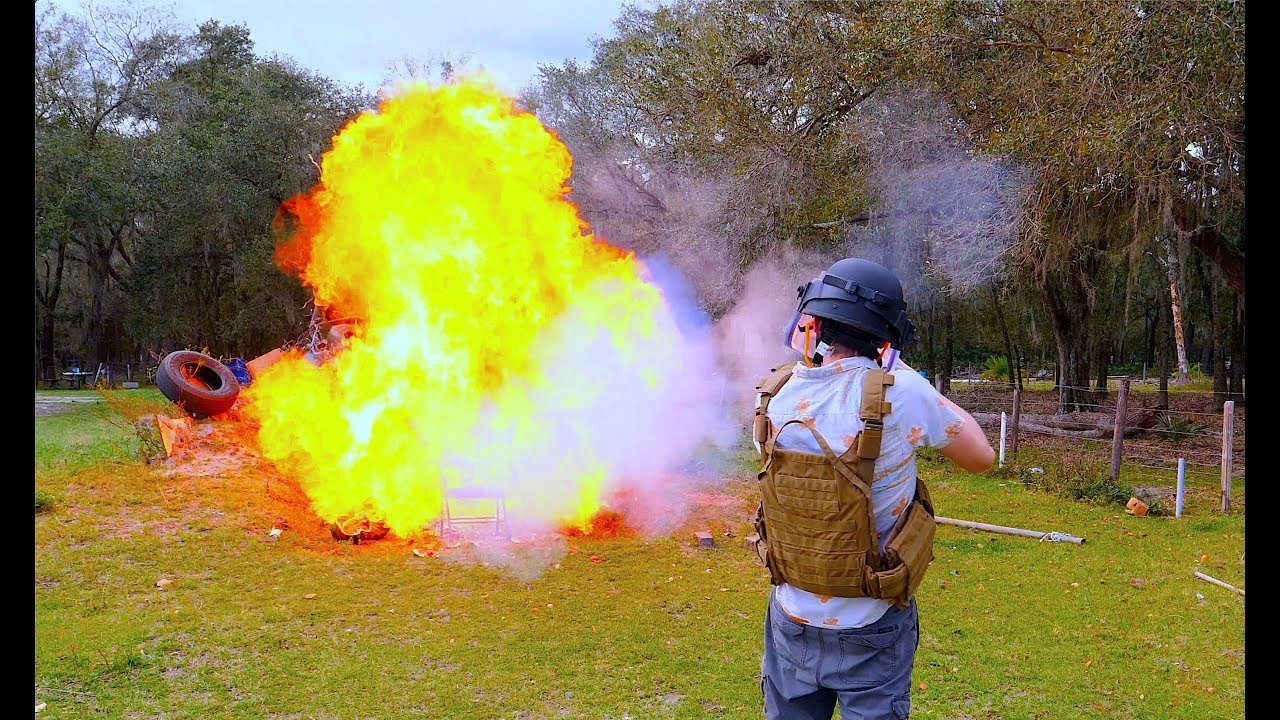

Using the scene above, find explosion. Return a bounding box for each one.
[245,76,715,537]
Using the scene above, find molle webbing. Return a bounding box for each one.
[753,363,795,453]
[753,366,906,599]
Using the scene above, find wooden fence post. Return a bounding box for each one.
[1110,378,1130,485]
[1221,400,1235,515]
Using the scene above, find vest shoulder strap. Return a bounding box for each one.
[753,362,795,448]
[854,368,895,475]
[855,367,896,571]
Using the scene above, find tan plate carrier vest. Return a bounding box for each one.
[751,363,936,609]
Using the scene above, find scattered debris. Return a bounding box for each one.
[304,593,317,599]
[35,703,46,712]
[156,415,193,457]
[268,527,283,539]
[412,548,435,558]
[155,578,173,588]
[589,555,602,564]
[246,348,284,380]
[1128,578,1146,587]
[1029,467,1044,474]
[696,531,715,549]
[1125,497,1150,517]
[330,517,389,543]
[1196,593,1205,601]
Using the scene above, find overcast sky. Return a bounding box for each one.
[49,0,640,94]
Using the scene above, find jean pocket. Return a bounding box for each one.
[769,610,809,667]
[835,624,898,687]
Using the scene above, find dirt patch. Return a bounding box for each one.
[35,396,101,416]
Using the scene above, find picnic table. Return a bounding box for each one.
[61,371,94,390]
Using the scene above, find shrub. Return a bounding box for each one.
[981,355,1010,382]
[1155,412,1209,445]
[1020,454,1134,508]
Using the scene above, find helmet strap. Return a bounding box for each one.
[802,324,823,367]
[876,341,891,365]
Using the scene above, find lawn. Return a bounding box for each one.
[35,395,1244,719]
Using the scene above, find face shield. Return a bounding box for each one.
[784,309,831,367]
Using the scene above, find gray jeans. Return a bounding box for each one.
[761,590,918,719]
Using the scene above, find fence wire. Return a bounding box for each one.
[947,381,1245,489]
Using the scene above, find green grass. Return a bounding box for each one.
[36,403,1244,718]
[35,402,142,475]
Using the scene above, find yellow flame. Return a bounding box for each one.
[245,76,688,536]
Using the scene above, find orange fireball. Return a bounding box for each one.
[245,76,703,537]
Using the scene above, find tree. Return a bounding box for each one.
[35,1,180,369]
[129,21,371,356]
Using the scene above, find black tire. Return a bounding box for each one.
[157,351,241,418]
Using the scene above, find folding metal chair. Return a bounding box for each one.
[438,486,510,540]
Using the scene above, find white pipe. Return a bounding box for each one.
[1176,458,1186,518]
[936,516,1085,544]
[1195,570,1244,596]
[999,412,1007,468]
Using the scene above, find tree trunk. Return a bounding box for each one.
[1093,338,1110,403]
[1211,269,1229,408]
[1014,342,1024,390]
[86,234,111,370]
[924,302,937,380]
[941,292,954,396]
[990,282,1016,389]
[36,238,67,380]
[1119,258,1135,364]
[1041,283,1090,413]
[1143,307,1156,369]
[1229,291,1244,406]
[1156,283,1171,412]
[1163,238,1190,384]
[1198,322,1212,376]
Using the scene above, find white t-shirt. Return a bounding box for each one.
[756,355,963,628]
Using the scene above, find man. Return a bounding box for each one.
[752,258,994,720]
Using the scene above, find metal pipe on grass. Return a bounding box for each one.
[1195,570,1244,596]
[936,516,1085,544]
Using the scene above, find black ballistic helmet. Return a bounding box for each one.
[796,258,916,346]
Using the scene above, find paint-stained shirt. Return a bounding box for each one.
[756,355,964,629]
